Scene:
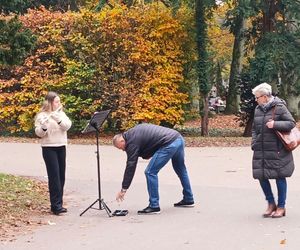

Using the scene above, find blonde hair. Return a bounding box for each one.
[40,91,62,112]
[35,91,61,122]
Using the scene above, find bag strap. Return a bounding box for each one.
[271,105,276,120]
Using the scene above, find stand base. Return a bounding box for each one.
[80,198,112,217]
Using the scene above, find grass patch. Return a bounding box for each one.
[0,173,48,241]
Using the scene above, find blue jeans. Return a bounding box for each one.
[145,136,194,208]
[259,178,287,208]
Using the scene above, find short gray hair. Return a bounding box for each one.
[112,134,123,147]
[252,82,272,96]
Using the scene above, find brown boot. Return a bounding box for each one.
[272,207,286,218]
[263,203,277,218]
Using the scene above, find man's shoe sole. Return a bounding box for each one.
[174,204,195,207]
[137,211,161,215]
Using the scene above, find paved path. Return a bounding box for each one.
[1,142,300,250]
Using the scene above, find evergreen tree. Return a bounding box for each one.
[0,16,36,65]
[237,0,300,137]
[0,0,35,14]
[0,0,80,14]
[238,0,300,134]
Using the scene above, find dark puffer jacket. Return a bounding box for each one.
[122,123,180,189]
[252,97,295,180]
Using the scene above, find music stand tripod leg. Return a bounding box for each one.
[100,199,112,217]
[79,199,99,216]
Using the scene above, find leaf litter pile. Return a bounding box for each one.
[62,115,249,146]
[0,173,49,242]
[0,115,251,147]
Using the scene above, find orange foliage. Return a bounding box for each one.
[0,4,190,133]
[208,3,234,73]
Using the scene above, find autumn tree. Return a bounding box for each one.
[131,5,188,128]
[0,15,36,134]
[207,2,234,99]
[0,4,189,134]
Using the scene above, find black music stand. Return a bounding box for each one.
[80,110,112,217]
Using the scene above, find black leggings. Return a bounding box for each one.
[42,146,66,211]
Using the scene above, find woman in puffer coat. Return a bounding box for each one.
[251,83,295,218]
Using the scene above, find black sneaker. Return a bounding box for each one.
[51,207,68,215]
[137,206,161,215]
[174,200,195,207]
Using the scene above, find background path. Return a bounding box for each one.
[1,142,300,250]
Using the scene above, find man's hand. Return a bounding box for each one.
[116,189,126,202]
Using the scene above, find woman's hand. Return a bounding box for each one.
[55,105,62,112]
[51,111,62,123]
[40,115,49,129]
[266,119,274,129]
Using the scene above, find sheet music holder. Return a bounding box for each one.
[82,110,111,134]
[80,109,112,217]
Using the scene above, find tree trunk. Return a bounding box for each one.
[262,0,279,33]
[69,0,79,11]
[283,81,300,120]
[195,0,210,136]
[191,81,200,113]
[279,4,300,120]
[243,116,253,137]
[225,5,246,114]
[286,95,300,120]
[280,69,300,120]
[200,95,209,136]
[215,61,225,98]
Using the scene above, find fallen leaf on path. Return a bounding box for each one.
[47,221,56,226]
[280,239,286,244]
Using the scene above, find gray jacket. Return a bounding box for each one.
[252,97,295,179]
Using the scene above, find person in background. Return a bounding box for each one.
[35,91,72,215]
[251,83,295,218]
[113,123,194,215]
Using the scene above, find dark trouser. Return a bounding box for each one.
[42,146,66,211]
[259,178,287,208]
